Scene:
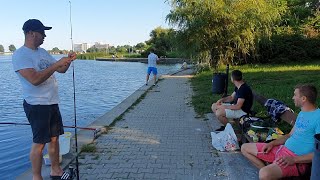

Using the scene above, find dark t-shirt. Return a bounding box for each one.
[233,83,253,113]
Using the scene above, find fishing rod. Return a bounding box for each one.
[69,1,80,180]
[0,122,99,131]
[0,121,101,139]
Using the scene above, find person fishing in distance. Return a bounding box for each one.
[146,48,159,86]
[12,19,76,180]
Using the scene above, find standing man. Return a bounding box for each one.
[146,48,159,86]
[12,19,76,180]
[211,70,253,131]
[241,84,319,179]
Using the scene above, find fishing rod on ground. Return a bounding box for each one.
[69,1,80,180]
[0,122,102,139]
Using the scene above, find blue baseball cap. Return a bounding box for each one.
[22,19,52,33]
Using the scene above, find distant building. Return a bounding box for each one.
[74,43,90,53]
[94,42,109,50]
[74,42,109,53]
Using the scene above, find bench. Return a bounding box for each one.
[253,91,297,125]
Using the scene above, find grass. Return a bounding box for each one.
[191,62,320,133]
[81,143,97,153]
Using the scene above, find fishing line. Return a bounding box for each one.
[69,1,80,179]
[0,122,101,139]
[0,122,99,132]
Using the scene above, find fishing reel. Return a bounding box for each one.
[68,165,77,179]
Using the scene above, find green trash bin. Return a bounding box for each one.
[311,133,320,180]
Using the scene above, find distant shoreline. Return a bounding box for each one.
[96,58,190,64]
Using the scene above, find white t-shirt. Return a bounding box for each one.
[147,52,158,67]
[12,46,59,105]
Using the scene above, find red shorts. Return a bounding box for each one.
[256,143,310,177]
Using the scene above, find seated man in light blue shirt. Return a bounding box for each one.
[241,84,320,179]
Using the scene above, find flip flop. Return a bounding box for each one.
[50,171,71,180]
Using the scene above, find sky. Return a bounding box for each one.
[0,0,172,51]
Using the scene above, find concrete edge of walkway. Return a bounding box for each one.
[17,66,194,180]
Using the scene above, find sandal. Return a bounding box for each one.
[50,171,71,180]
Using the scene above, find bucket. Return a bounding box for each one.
[311,134,320,180]
[212,73,227,94]
[59,132,72,155]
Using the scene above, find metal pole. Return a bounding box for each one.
[222,64,229,97]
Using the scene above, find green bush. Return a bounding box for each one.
[256,34,320,63]
[77,52,107,60]
[123,53,143,58]
[166,51,185,58]
[195,63,211,74]
[304,38,320,58]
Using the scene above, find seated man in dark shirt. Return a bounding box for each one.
[211,70,253,131]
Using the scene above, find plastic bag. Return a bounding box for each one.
[211,123,239,151]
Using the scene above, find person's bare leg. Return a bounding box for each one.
[215,108,229,125]
[48,136,63,176]
[30,143,46,180]
[259,164,283,180]
[146,74,150,85]
[153,74,157,85]
[241,143,266,169]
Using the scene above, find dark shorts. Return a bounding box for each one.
[23,100,64,144]
[147,67,157,75]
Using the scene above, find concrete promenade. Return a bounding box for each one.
[77,69,258,180]
[17,68,258,179]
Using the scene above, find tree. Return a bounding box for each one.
[302,10,320,38]
[52,47,60,52]
[108,46,117,54]
[86,46,98,53]
[167,0,286,69]
[115,46,127,53]
[9,44,16,52]
[279,0,319,29]
[123,45,132,53]
[135,42,147,50]
[145,27,176,56]
[0,45,4,53]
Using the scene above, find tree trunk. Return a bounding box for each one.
[210,48,219,72]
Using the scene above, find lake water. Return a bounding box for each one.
[0,55,182,179]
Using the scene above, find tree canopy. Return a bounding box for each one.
[166,0,286,69]
[9,44,16,52]
[134,42,147,51]
[0,45,4,53]
[145,27,176,56]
